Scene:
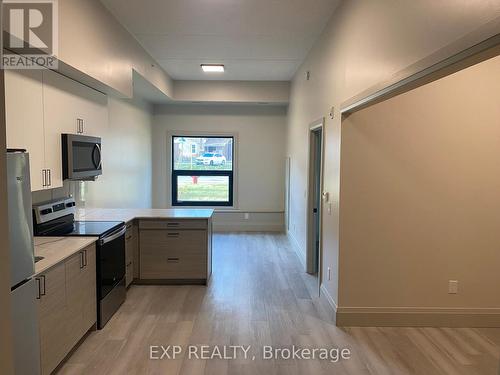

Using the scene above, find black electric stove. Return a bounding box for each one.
[33,198,126,329]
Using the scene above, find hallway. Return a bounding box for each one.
[59,233,500,375]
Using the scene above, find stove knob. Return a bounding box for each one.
[40,208,53,215]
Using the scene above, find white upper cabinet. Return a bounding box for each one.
[5,68,108,191]
[5,69,46,191]
[43,70,108,189]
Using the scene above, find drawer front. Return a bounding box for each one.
[140,230,207,279]
[139,219,207,230]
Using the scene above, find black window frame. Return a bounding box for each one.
[171,135,234,207]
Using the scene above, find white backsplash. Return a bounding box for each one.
[31,180,88,208]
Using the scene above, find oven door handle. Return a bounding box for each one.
[99,226,126,245]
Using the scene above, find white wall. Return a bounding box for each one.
[152,104,287,230]
[33,96,154,208]
[286,0,500,310]
[173,81,290,104]
[83,96,153,208]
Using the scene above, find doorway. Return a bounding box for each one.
[306,119,324,282]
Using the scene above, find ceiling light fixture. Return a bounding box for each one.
[201,64,225,73]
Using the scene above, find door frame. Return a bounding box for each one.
[306,118,325,282]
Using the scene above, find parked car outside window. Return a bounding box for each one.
[196,153,227,166]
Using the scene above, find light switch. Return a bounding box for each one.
[448,280,459,294]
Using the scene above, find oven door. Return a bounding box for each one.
[97,225,126,300]
[62,134,102,180]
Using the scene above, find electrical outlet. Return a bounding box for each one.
[244,213,250,220]
[328,267,331,281]
[448,280,459,294]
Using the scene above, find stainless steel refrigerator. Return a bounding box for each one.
[7,150,40,375]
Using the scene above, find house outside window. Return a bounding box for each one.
[172,136,234,206]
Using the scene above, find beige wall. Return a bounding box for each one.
[152,105,287,215]
[340,55,500,309]
[33,96,153,209]
[286,0,500,307]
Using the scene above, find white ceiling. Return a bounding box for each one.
[101,0,340,81]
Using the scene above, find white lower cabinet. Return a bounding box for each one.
[36,244,96,375]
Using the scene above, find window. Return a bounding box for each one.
[172,136,234,206]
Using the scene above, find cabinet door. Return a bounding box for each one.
[82,246,97,330]
[37,263,67,375]
[4,69,46,191]
[65,250,86,349]
[42,70,80,189]
[78,87,108,137]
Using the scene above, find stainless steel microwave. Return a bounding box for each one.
[62,134,102,180]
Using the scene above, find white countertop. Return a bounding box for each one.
[74,208,214,223]
[34,237,98,275]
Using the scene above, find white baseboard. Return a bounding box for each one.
[212,211,284,233]
[287,231,306,270]
[320,284,338,312]
[336,306,500,327]
[214,223,284,232]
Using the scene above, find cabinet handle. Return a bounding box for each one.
[167,258,180,263]
[42,169,46,187]
[166,222,180,227]
[35,278,41,300]
[40,275,46,296]
[80,252,84,269]
[167,232,180,238]
[45,169,52,186]
[77,118,84,134]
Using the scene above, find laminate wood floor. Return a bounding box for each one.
[58,233,500,375]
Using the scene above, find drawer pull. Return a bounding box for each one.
[167,222,180,227]
[167,232,180,238]
[167,257,180,263]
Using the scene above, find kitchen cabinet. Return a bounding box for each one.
[36,244,97,375]
[65,246,96,350]
[36,262,67,375]
[125,221,138,287]
[139,219,211,283]
[4,69,46,191]
[42,70,108,188]
[4,67,107,191]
